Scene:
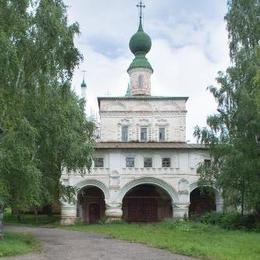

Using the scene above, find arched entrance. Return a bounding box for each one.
[122,184,172,222]
[189,186,216,217]
[77,186,105,224]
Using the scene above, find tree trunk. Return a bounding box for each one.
[241,178,245,216]
[0,207,3,240]
[34,208,38,224]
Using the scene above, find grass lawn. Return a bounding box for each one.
[0,233,40,257]
[65,221,260,260]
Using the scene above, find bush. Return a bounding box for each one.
[200,212,259,231]
[200,212,224,225]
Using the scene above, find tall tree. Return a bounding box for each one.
[0,0,94,234]
[194,0,260,214]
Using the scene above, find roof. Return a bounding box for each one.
[98,96,189,107]
[128,18,153,72]
[95,142,208,150]
[128,54,153,72]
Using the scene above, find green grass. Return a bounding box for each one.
[0,233,41,257]
[65,221,260,260]
[4,213,60,227]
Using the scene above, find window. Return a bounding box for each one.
[204,159,211,166]
[138,74,144,88]
[144,157,152,168]
[159,128,166,142]
[94,158,104,168]
[162,158,171,168]
[121,126,128,142]
[126,157,135,168]
[140,127,148,142]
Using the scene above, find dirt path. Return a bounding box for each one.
[3,225,197,260]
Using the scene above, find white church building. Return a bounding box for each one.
[61,3,223,225]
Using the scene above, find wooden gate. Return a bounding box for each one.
[89,203,100,224]
[127,198,158,222]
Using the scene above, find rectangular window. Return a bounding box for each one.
[126,157,135,168]
[140,127,148,142]
[144,157,152,168]
[159,128,166,142]
[121,126,128,142]
[204,159,211,166]
[162,158,171,168]
[94,158,104,168]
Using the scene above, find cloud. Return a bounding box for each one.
[65,0,230,142]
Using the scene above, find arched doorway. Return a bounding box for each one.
[122,184,172,222]
[189,186,216,217]
[77,186,105,224]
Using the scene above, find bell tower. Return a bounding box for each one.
[127,1,153,96]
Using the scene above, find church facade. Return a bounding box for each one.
[60,7,223,225]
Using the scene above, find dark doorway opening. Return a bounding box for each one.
[189,187,216,217]
[78,186,105,224]
[123,184,172,222]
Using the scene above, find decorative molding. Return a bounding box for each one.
[116,177,179,203]
[75,179,110,200]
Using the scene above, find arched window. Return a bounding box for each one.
[138,74,144,88]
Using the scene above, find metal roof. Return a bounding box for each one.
[95,142,208,150]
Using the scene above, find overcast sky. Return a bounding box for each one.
[64,0,230,142]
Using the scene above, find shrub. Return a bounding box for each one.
[200,212,224,225]
[199,212,259,231]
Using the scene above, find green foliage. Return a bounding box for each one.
[65,222,260,260]
[0,0,94,215]
[4,212,59,227]
[194,0,260,214]
[200,212,259,231]
[0,232,40,257]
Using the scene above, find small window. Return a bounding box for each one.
[204,159,211,166]
[94,158,104,168]
[144,158,152,168]
[138,74,144,88]
[162,158,171,168]
[121,126,128,142]
[256,135,260,144]
[140,127,148,142]
[159,128,166,142]
[126,157,135,168]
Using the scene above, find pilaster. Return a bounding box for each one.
[105,202,123,222]
[172,203,189,219]
[60,201,77,225]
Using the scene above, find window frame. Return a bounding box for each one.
[144,157,153,168]
[140,127,148,142]
[126,157,135,168]
[204,159,211,167]
[121,125,129,142]
[159,127,166,142]
[162,157,171,168]
[93,157,104,168]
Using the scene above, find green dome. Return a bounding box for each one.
[81,79,87,88]
[127,54,153,72]
[128,21,153,72]
[129,23,152,55]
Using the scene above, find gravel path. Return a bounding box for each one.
[3,225,198,260]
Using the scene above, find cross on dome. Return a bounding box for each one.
[136,1,145,24]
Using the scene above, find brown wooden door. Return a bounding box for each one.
[89,203,100,224]
[128,198,158,222]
